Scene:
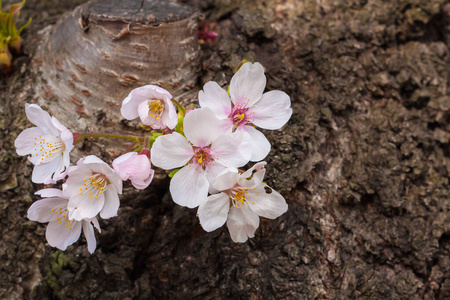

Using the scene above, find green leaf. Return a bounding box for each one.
[17,16,31,34]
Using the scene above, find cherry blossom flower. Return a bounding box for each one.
[14,103,74,184]
[151,107,250,208]
[197,162,288,243]
[199,62,292,161]
[27,188,100,253]
[64,155,123,221]
[120,85,178,130]
[112,152,154,189]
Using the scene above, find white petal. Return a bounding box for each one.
[52,150,70,181]
[27,198,67,223]
[68,192,105,221]
[212,170,239,191]
[205,164,231,194]
[99,186,120,219]
[252,90,292,130]
[91,217,101,232]
[198,193,230,232]
[151,132,194,170]
[183,108,225,147]
[78,156,123,194]
[35,188,65,198]
[249,187,288,219]
[31,158,60,184]
[64,166,93,196]
[226,206,260,243]
[161,97,178,130]
[230,62,266,106]
[46,220,82,251]
[120,90,146,120]
[15,127,45,156]
[25,104,59,136]
[238,161,267,187]
[79,155,106,165]
[210,133,249,168]
[82,220,97,254]
[199,81,232,119]
[137,100,155,126]
[169,166,209,208]
[238,126,271,162]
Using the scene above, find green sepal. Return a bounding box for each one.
[168,169,180,178]
[234,60,250,73]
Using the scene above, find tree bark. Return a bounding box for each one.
[0,0,449,299]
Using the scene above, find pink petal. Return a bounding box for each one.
[229,62,266,106]
[14,127,45,156]
[183,108,225,147]
[99,186,120,219]
[27,197,67,223]
[238,126,271,162]
[31,158,60,184]
[252,90,292,130]
[151,132,194,170]
[35,188,65,198]
[46,220,82,251]
[198,193,230,232]
[249,187,288,219]
[68,192,105,221]
[238,161,267,187]
[199,81,232,119]
[226,205,260,243]
[82,219,97,254]
[169,165,209,208]
[25,104,59,136]
[211,131,251,168]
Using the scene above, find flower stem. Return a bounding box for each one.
[171,99,186,115]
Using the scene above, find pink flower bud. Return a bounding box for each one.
[112,152,154,190]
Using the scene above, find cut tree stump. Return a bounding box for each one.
[34,0,199,133]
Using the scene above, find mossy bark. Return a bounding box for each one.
[0,0,449,299]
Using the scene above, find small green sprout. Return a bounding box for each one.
[0,0,32,72]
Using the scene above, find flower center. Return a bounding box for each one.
[51,204,76,230]
[192,146,215,171]
[230,98,254,128]
[78,173,108,200]
[230,187,257,208]
[32,135,66,165]
[148,99,164,121]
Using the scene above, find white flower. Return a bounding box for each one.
[151,107,250,208]
[120,85,178,129]
[197,162,288,243]
[112,152,154,189]
[27,188,100,253]
[199,62,292,161]
[64,155,123,221]
[14,104,74,184]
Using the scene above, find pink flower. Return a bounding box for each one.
[151,107,250,208]
[199,62,292,161]
[27,188,100,253]
[64,155,123,221]
[198,162,288,243]
[120,85,178,130]
[112,152,154,190]
[14,104,74,184]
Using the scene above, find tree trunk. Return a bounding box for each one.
[0,0,449,299]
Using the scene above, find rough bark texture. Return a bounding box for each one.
[1,0,449,299]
